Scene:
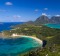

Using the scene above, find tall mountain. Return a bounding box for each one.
[26,15,60,25]
[35,15,50,24]
[50,16,60,23]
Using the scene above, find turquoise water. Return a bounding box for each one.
[45,24,60,29]
[0,36,42,55]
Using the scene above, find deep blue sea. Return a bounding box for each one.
[0,22,24,32]
[45,24,60,29]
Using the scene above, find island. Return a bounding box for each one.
[0,23,60,56]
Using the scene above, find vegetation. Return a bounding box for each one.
[2,24,60,56]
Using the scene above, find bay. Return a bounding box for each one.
[45,24,60,29]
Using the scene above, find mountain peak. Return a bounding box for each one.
[35,14,50,24]
[27,14,60,25]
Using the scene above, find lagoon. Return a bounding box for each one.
[45,24,60,29]
[0,36,42,55]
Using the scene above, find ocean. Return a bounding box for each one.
[0,22,24,32]
[45,24,60,29]
[0,36,42,55]
[0,22,42,55]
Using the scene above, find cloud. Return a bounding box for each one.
[42,13,51,16]
[42,13,47,16]
[13,15,21,18]
[55,15,60,17]
[20,20,25,22]
[44,8,48,10]
[35,9,39,12]
[5,2,13,5]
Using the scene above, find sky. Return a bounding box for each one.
[0,0,60,22]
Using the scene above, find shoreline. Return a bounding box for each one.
[11,35,43,46]
[0,34,43,46]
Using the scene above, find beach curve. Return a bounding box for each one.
[11,35,43,47]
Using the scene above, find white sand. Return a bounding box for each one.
[12,35,43,45]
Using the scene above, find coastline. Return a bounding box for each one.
[20,35,43,45]
[0,33,43,46]
[11,35,43,46]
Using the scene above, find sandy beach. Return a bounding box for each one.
[11,34,43,46]
[0,33,43,46]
